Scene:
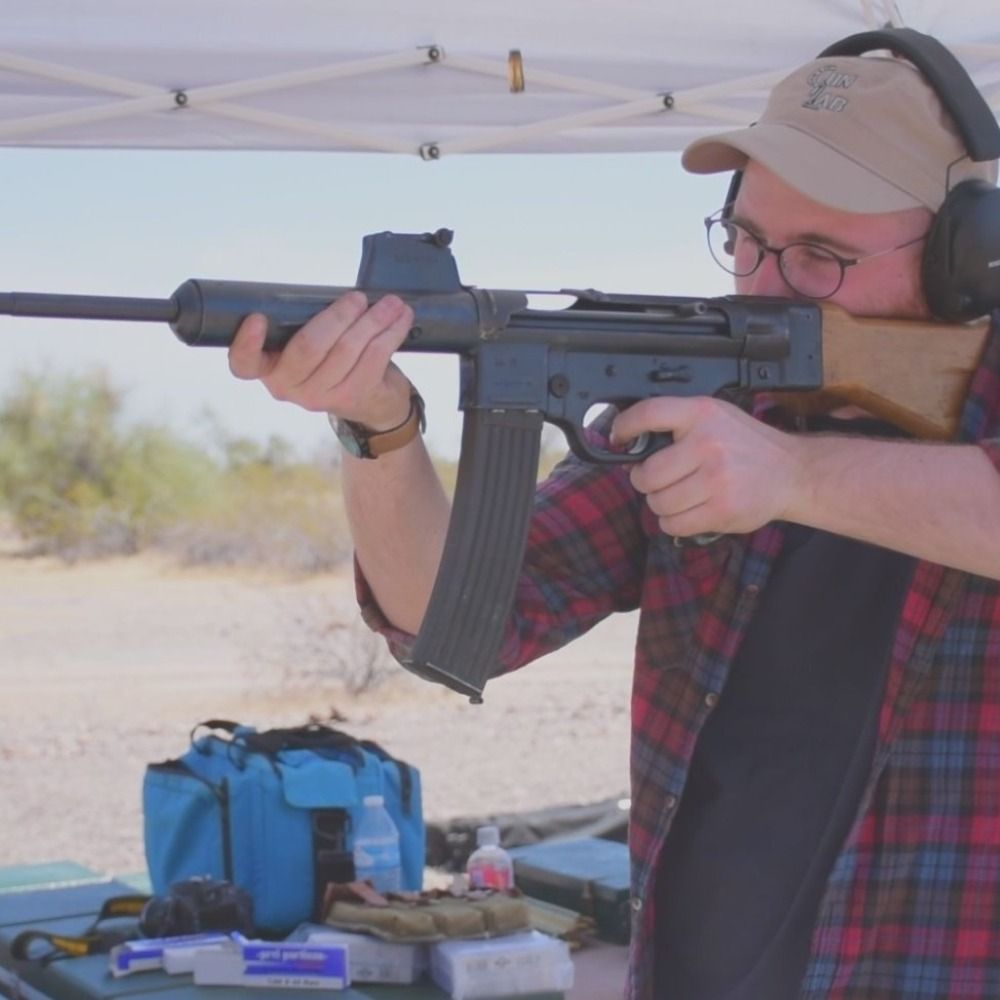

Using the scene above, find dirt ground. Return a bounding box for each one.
[0,549,637,876]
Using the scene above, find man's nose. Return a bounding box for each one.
[736,251,795,298]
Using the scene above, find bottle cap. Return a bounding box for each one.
[363,794,385,807]
[476,825,501,847]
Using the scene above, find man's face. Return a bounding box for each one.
[730,161,933,319]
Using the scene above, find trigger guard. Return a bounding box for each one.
[630,430,674,459]
[624,432,651,456]
[562,426,670,465]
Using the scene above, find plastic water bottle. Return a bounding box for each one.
[466,825,514,890]
[352,794,402,893]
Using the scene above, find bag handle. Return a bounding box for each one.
[189,719,249,751]
[187,721,416,810]
[192,720,359,756]
[239,724,366,768]
[360,739,415,815]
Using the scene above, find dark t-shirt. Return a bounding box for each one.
[653,420,915,999]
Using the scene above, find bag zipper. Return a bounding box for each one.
[149,760,233,882]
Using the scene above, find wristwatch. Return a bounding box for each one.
[329,390,426,459]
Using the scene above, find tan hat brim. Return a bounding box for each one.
[682,123,925,214]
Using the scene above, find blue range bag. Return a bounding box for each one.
[143,720,424,934]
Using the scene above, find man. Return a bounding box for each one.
[229,48,1000,1000]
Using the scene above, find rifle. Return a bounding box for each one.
[0,229,990,701]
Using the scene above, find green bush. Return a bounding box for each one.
[0,370,217,559]
[0,370,352,570]
[163,444,352,573]
[0,368,566,569]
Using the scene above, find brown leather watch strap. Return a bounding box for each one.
[366,392,425,457]
[330,391,426,459]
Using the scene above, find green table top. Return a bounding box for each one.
[0,864,564,1000]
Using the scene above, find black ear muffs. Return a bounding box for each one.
[722,169,743,219]
[722,29,1000,319]
[718,168,743,254]
[923,179,1000,321]
[821,28,1000,321]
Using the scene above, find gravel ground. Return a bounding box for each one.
[0,552,636,876]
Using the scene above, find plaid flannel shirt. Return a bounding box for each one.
[359,315,1000,1000]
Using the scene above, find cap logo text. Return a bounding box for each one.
[802,65,857,112]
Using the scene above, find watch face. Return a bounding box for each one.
[333,418,368,459]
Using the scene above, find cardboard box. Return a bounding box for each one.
[109,933,234,977]
[430,931,572,1000]
[304,927,425,984]
[193,939,349,990]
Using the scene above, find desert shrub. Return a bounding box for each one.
[0,370,217,558]
[0,370,353,570]
[0,369,562,570]
[163,443,352,573]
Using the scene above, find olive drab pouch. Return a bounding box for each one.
[321,883,531,943]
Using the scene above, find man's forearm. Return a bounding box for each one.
[786,436,1000,580]
[342,439,452,634]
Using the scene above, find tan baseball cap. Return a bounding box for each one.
[682,55,998,213]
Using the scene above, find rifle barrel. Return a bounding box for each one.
[0,292,177,324]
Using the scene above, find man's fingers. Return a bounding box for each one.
[312,295,412,392]
[227,295,417,425]
[228,313,276,380]
[611,396,707,447]
[643,471,711,520]
[657,505,715,539]
[270,293,412,404]
[327,310,415,408]
[267,291,369,393]
[628,434,700,496]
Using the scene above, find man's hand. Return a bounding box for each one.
[227,291,415,429]
[228,289,449,633]
[611,397,804,538]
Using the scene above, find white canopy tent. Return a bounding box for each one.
[1,0,998,462]
[1,0,998,158]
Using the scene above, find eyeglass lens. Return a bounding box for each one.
[706,218,845,298]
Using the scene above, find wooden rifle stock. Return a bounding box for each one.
[782,305,991,438]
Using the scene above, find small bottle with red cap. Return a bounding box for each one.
[466,825,514,890]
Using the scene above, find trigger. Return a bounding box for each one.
[637,431,675,456]
[624,432,651,456]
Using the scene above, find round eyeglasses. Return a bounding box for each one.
[704,208,928,300]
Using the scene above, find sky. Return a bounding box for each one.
[0,148,731,460]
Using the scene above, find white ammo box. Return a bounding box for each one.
[430,930,574,1000]
[304,927,425,984]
